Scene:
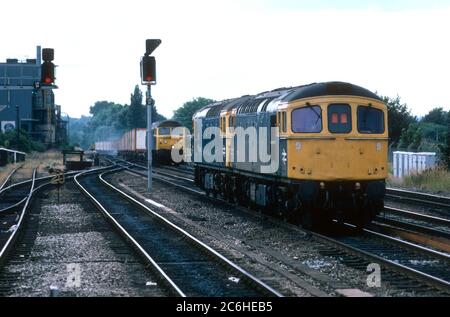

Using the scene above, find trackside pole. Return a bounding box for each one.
[147,85,153,192]
[141,38,161,192]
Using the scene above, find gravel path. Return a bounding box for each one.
[0,181,168,297]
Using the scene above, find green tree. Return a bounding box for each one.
[82,101,126,149]
[0,129,45,152]
[88,102,124,132]
[68,86,167,150]
[420,122,447,143]
[127,85,167,128]
[172,97,216,131]
[422,107,447,125]
[398,123,422,151]
[89,100,118,117]
[381,95,416,146]
[439,111,450,168]
[127,85,146,129]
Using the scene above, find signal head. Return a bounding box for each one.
[42,48,54,62]
[141,55,156,85]
[145,39,162,55]
[41,61,55,85]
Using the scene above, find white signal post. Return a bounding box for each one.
[141,39,161,192]
[146,85,153,192]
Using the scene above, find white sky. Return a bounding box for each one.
[1,0,450,119]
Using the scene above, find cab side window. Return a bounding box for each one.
[328,104,351,133]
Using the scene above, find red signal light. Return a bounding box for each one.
[141,55,156,85]
[41,61,55,85]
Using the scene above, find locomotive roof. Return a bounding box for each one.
[281,82,381,102]
[193,81,382,119]
[151,120,182,129]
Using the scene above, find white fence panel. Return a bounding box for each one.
[393,151,436,178]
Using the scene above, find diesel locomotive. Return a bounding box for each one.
[192,82,388,228]
[151,120,185,163]
[95,120,185,164]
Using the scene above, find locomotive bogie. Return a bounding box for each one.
[195,165,384,228]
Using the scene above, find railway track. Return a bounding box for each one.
[0,171,36,214]
[385,187,450,217]
[0,169,84,214]
[75,167,282,297]
[127,160,450,237]
[113,158,450,294]
[0,168,92,267]
[324,224,450,292]
[155,164,195,178]
[0,165,177,297]
[0,169,37,266]
[0,167,21,192]
[375,209,450,239]
[149,163,450,252]
[376,190,450,253]
[368,219,450,255]
[370,205,450,253]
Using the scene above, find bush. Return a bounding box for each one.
[31,140,46,152]
[0,130,46,153]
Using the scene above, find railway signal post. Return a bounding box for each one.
[141,39,161,192]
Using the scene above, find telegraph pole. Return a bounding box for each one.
[141,39,161,192]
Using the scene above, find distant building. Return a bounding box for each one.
[0,46,66,146]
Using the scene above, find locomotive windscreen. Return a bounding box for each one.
[291,105,322,133]
[357,106,385,134]
[159,127,170,135]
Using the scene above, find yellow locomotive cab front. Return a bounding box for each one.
[284,96,388,182]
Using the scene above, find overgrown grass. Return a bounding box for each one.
[5,150,64,180]
[388,166,450,195]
